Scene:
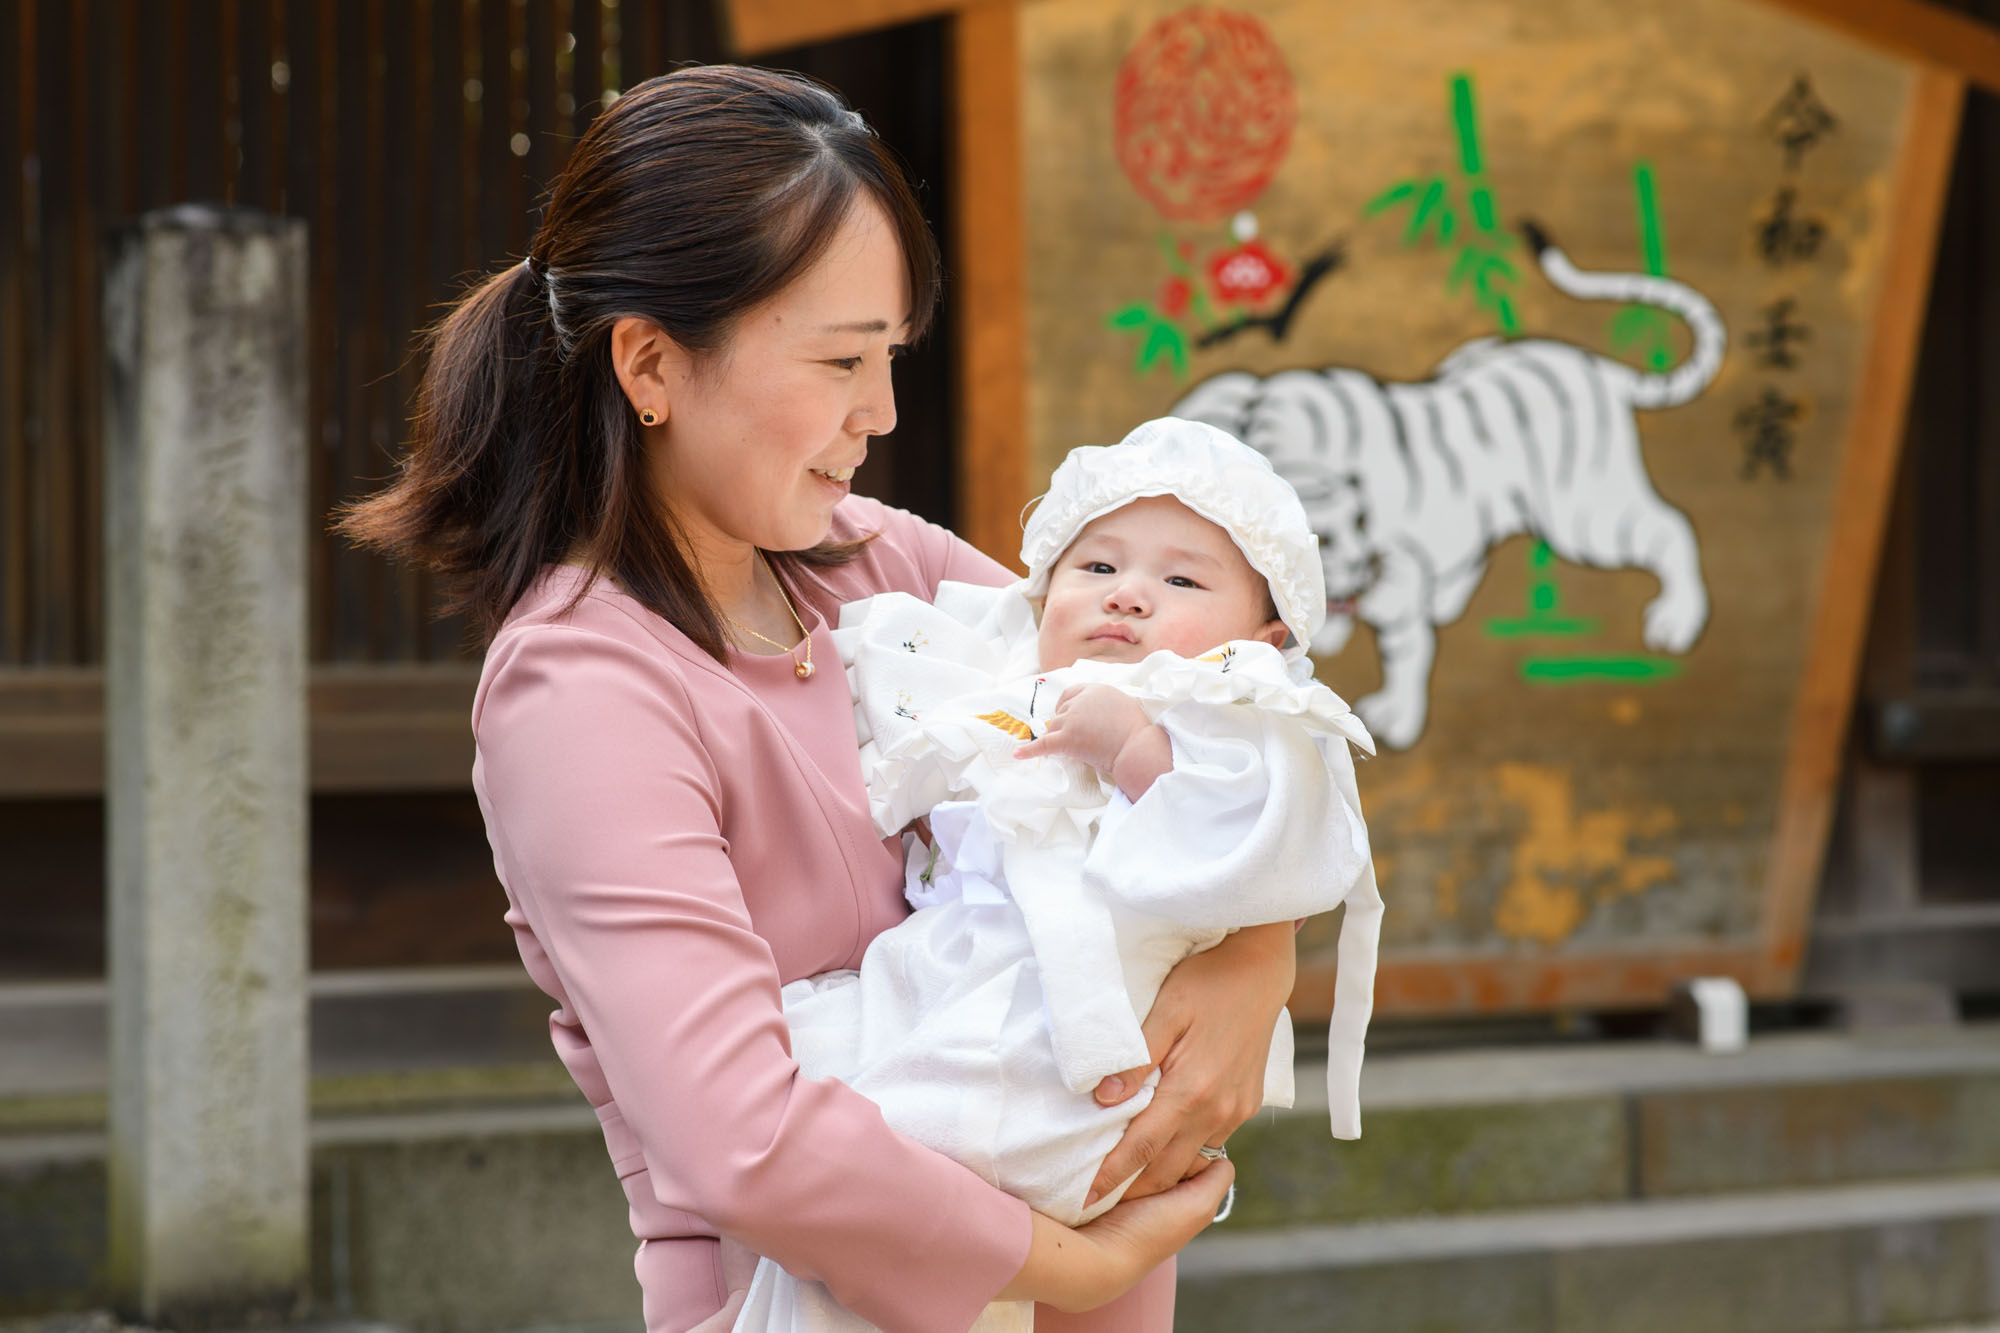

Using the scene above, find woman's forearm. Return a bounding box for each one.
[995,1162,1236,1312]
[1209,919,1298,997]
[995,1211,1101,1310]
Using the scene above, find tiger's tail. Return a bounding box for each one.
[1521,220,1726,411]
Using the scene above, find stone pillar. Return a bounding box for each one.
[103,205,310,1326]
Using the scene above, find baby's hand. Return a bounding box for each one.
[1014,685,1172,800]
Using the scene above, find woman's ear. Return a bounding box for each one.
[610,315,686,425]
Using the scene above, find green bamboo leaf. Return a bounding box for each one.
[1408,179,1447,243]
[1496,293,1520,333]
[1107,304,1153,329]
[1469,184,1498,233]
[1447,246,1479,293]
[1437,209,1457,243]
[1365,180,1419,215]
[1471,255,1518,297]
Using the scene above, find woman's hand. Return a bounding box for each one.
[1085,921,1296,1206]
[996,1159,1235,1312]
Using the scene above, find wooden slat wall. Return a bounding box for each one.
[0,1,956,683]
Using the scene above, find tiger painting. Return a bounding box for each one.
[1172,224,1725,750]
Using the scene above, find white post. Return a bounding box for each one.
[103,204,310,1325]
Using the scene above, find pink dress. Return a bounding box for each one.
[472,496,1175,1333]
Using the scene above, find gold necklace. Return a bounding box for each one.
[721,552,815,679]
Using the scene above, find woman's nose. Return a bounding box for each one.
[850,358,898,437]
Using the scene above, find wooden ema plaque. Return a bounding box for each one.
[723,0,1998,1016]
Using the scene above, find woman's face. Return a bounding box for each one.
[650,196,911,560]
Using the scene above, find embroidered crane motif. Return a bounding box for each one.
[1198,645,1238,671]
[975,708,1036,741]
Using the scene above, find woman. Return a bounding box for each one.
[342,65,1299,1333]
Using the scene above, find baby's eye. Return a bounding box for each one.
[1083,561,1116,575]
[1166,576,1201,589]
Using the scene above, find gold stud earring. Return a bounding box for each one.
[639,408,660,427]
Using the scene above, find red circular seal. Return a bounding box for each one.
[1113,7,1296,222]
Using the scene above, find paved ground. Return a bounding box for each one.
[6,1313,1996,1333]
[0,1318,401,1333]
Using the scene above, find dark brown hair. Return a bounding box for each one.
[337,65,941,656]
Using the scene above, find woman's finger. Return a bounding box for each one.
[1089,999,1189,1198]
[1079,1159,1234,1277]
[1085,1096,1171,1206]
[1123,1107,1224,1201]
[1092,1061,1157,1107]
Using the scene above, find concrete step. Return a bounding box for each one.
[1177,1174,2000,1333]
[1229,1022,2000,1227]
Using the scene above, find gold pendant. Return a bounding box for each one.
[795,659,814,679]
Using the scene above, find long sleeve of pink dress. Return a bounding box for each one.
[471,497,1037,1333]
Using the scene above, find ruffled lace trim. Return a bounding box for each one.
[834,585,1376,842]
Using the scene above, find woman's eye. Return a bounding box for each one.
[827,357,863,371]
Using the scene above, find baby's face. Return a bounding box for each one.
[1036,496,1288,671]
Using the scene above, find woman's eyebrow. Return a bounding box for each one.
[816,319,893,334]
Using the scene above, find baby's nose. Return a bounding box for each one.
[1103,583,1149,614]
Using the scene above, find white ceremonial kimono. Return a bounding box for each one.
[732,581,1382,1333]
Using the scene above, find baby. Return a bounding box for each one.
[732,418,1382,1333]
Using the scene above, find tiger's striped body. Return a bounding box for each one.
[1173,231,1723,749]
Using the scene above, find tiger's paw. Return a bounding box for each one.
[1642,591,1708,654]
[1357,688,1428,751]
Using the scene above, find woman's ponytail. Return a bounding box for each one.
[336,257,577,637]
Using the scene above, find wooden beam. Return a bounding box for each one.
[720,0,969,56]
[0,664,481,797]
[950,3,1030,570]
[1759,0,2000,96]
[1758,68,1966,992]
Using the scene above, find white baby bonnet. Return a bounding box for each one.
[1020,417,1326,674]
